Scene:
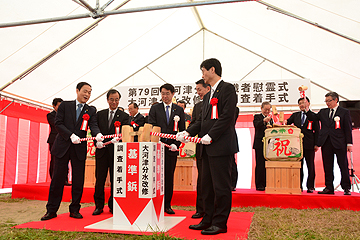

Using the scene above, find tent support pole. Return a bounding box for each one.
[0,0,249,28]
[258,1,360,45]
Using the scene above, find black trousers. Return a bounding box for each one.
[94,149,114,211]
[300,148,315,190]
[321,137,351,191]
[200,147,232,229]
[165,152,177,208]
[231,155,238,188]
[48,143,55,179]
[255,148,266,189]
[46,145,85,213]
[49,143,69,180]
[195,155,204,214]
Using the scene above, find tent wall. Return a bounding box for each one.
[0,99,51,189]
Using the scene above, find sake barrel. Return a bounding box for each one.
[263,126,304,161]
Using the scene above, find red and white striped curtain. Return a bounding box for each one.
[0,114,50,189]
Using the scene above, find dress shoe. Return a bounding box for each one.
[109,208,113,214]
[201,225,227,235]
[344,189,351,195]
[165,207,175,214]
[256,187,265,191]
[189,222,211,230]
[64,181,72,186]
[41,212,57,221]
[92,208,103,215]
[317,188,334,195]
[307,188,315,193]
[70,212,83,219]
[191,212,205,219]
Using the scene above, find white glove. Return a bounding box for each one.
[70,133,80,144]
[95,133,104,142]
[111,137,121,144]
[96,142,104,149]
[176,131,189,143]
[201,134,212,145]
[170,144,178,152]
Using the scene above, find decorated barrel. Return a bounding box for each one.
[263,126,304,161]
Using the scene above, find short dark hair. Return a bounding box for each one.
[261,101,271,108]
[177,100,186,108]
[325,92,339,102]
[195,79,210,88]
[128,102,138,109]
[200,58,222,77]
[298,96,310,104]
[107,89,121,99]
[52,98,63,106]
[160,83,175,93]
[76,82,91,91]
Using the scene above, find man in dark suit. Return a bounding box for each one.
[178,58,238,235]
[253,102,273,191]
[311,92,352,195]
[148,83,185,214]
[177,100,192,122]
[189,79,210,219]
[41,82,103,221]
[232,107,239,191]
[92,89,130,215]
[47,98,64,179]
[128,102,145,142]
[285,97,319,193]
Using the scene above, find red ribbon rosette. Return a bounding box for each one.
[210,98,218,119]
[114,121,121,135]
[80,114,90,131]
[307,120,313,130]
[131,120,139,128]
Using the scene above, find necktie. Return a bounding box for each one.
[301,111,306,126]
[166,105,170,125]
[108,110,114,129]
[76,103,82,121]
[329,109,334,119]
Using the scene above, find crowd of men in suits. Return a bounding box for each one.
[41,58,354,236]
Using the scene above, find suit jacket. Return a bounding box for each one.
[187,80,238,157]
[51,100,100,161]
[310,106,353,149]
[129,113,145,132]
[253,113,273,149]
[189,101,203,159]
[287,110,319,150]
[47,110,58,144]
[148,102,185,156]
[95,108,130,159]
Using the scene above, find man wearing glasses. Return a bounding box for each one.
[92,89,130,215]
[309,92,352,195]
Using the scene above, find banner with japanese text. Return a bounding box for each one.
[117,79,310,110]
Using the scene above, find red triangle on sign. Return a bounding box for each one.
[114,197,151,225]
[152,194,164,221]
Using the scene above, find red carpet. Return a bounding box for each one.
[12,183,360,211]
[14,207,253,239]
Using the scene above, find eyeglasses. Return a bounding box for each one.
[324,99,334,103]
[108,99,119,102]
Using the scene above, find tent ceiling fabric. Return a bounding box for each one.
[0,0,359,111]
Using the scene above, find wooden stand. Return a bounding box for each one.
[174,157,197,191]
[265,161,301,194]
[84,158,110,188]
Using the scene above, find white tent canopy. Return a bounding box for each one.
[1,0,359,111]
